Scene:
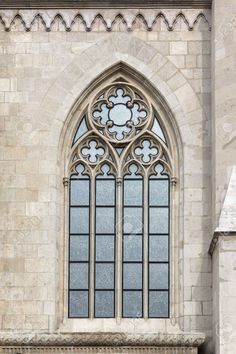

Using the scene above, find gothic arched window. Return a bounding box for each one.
[68,79,173,319]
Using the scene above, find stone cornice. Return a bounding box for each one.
[0,9,211,31]
[0,1,212,9]
[0,332,205,348]
[209,231,236,255]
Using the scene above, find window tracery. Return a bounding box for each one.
[68,79,172,319]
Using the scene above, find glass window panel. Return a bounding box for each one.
[151,118,166,143]
[73,117,88,145]
[149,180,169,206]
[123,291,142,318]
[124,179,142,206]
[69,263,89,290]
[95,291,114,318]
[149,291,169,318]
[95,263,114,289]
[96,180,115,206]
[96,235,114,261]
[70,235,89,262]
[123,263,142,290]
[149,263,168,290]
[123,235,142,262]
[96,207,115,234]
[149,208,169,234]
[149,236,168,262]
[70,207,89,234]
[123,207,143,234]
[70,179,89,206]
[69,291,88,318]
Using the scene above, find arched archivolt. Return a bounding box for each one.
[57,58,186,327]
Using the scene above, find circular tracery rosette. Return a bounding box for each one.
[89,83,152,143]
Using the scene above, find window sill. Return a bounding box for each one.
[0,331,205,348]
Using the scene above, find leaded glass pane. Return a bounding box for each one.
[70,207,89,234]
[96,207,115,234]
[69,263,89,290]
[149,235,168,262]
[149,208,169,234]
[149,179,169,206]
[123,291,142,318]
[95,291,114,318]
[69,291,88,318]
[96,235,114,261]
[124,179,142,206]
[123,263,142,289]
[123,235,142,261]
[73,117,88,145]
[70,235,89,262]
[149,291,168,318]
[123,207,143,234]
[70,179,89,206]
[96,180,115,205]
[95,263,114,289]
[149,263,168,290]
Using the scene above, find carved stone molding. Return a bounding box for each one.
[0,1,212,9]
[0,9,211,31]
[0,348,199,354]
[0,333,205,348]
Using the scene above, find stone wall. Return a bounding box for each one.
[0,5,212,344]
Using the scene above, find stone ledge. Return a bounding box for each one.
[0,1,212,9]
[0,332,205,348]
[209,231,236,255]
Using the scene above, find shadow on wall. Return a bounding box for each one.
[199,337,214,354]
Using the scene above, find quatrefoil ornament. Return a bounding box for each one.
[134,139,159,163]
[90,84,151,143]
[81,140,105,163]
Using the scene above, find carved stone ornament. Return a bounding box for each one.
[0,332,205,348]
[0,9,211,31]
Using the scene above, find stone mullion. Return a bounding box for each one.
[89,173,95,319]
[143,171,148,319]
[116,177,122,320]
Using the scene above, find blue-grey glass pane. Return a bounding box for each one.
[69,291,88,317]
[70,207,89,234]
[96,235,114,261]
[69,263,88,289]
[151,118,166,142]
[123,291,142,317]
[96,180,115,205]
[150,164,167,179]
[95,263,114,289]
[149,236,168,262]
[70,179,89,206]
[149,208,168,234]
[95,291,114,317]
[125,164,140,178]
[123,263,142,290]
[149,291,168,317]
[73,117,88,145]
[123,207,143,234]
[109,103,132,126]
[96,207,114,234]
[149,263,168,290]
[70,235,89,262]
[123,235,142,261]
[134,139,158,163]
[149,180,169,206]
[124,180,142,206]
